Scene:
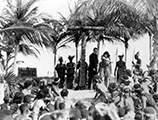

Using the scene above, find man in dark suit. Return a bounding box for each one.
[88,48,98,89]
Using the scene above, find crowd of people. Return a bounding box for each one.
[0,47,158,120]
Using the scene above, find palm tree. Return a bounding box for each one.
[39,18,74,77]
[124,0,157,69]
[67,0,150,87]
[0,0,52,73]
[0,39,39,74]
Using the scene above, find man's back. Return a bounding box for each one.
[89,53,98,68]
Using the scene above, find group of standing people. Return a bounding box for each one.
[55,55,75,89]
[55,47,143,90]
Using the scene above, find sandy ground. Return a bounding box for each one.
[67,89,96,99]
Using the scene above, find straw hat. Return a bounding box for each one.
[133,83,143,93]
[68,55,75,60]
[53,77,60,84]
[118,55,124,58]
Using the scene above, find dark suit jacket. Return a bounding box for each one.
[89,53,98,69]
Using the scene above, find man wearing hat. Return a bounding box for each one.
[114,54,126,84]
[66,55,75,89]
[88,48,98,89]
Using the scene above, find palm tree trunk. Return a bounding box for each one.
[75,44,79,79]
[125,47,127,63]
[79,35,87,88]
[149,33,153,61]
[54,48,57,77]
[12,45,19,73]
[97,40,100,60]
[152,18,158,70]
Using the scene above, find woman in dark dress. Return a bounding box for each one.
[66,55,75,89]
[114,55,126,84]
[55,57,66,88]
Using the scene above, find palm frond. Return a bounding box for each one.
[18,43,40,58]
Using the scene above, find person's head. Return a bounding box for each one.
[59,102,65,110]
[93,48,98,54]
[112,91,121,104]
[23,95,31,104]
[108,82,118,93]
[0,110,13,120]
[133,83,143,95]
[103,51,110,58]
[118,107,126,118]
[41,87,50,97]
[118,55,124,60]
[3,96,9,104]
[144,107,157,120]
[124,88,131,97]
[69,108,82,120]
[24,80,32,89]
[68,55,75,62]
[60,89,68,98]
[135,52,140,60]
[13,92,24,104]
[36,90,46,99]
[53,77,60,86]
[122,75,131,86]
[59,57,63,63]
[135,64,140,69]
[125,69,132,77]
[19,103,30,115]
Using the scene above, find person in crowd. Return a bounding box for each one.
[98,51,112,87]
[114,55,126,84]
[123,88,135,112]
[14,103,31,120]
[54,89,73,110]
[132,51,142,67]
[125,69,134,87]
[133,83,158,113]
[32,90,46,120]
[93,75,108,103]
[66,55,75,89]
[133,64,143,83]
[22,80,32,96]
[88,48,98,89]
[51,77,60,98]
[55,57,66,88]
[10,92,24,117]
[143,107,158,120]
[23,95,32,109]
[0,109,14,120]
[121,75,133,90]
[0,96,10,110]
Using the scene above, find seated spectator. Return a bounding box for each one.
[10,92,24,117]
[69,108,82,120]
[54,89,73,110]
[143,107,158,120]
[14,103,31,120]
[51,77,60,98]
[22,80,32,95]
[0,96,10,110]
[32,91,46,120]
[0,109,13,120]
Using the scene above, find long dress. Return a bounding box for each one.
[55,63,66,88]
[66,62,75,89]
[98,58,111,87]
[116,60,126,84]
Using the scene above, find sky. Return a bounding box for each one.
[0,0,151,77]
